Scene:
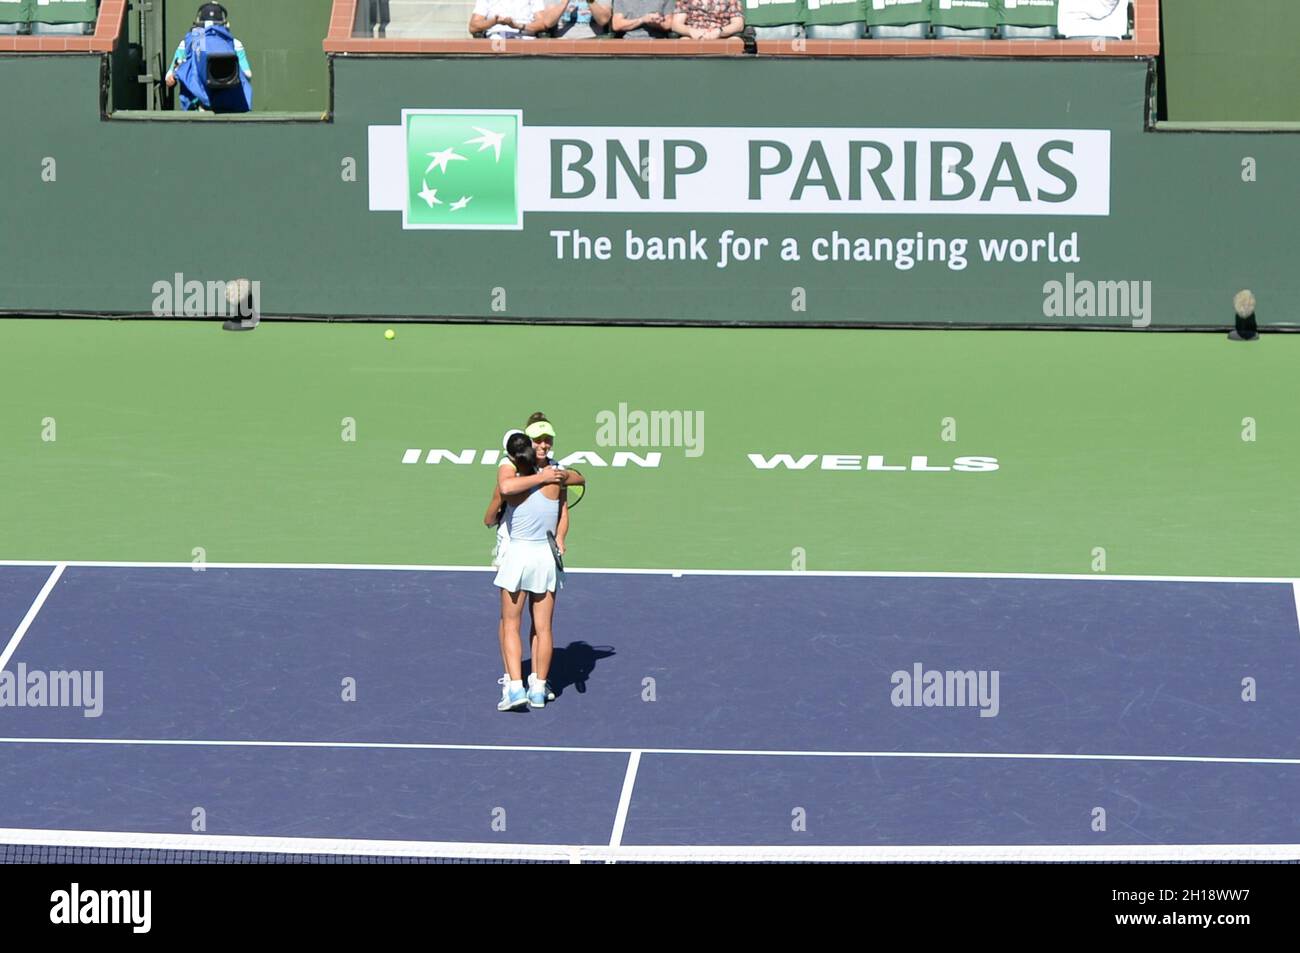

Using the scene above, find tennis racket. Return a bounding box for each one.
[566,481,585,509]
[547,530,564,576]
[546,476,584,576]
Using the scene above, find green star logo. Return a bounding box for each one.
[402,109,522,230]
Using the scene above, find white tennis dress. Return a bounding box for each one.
[493,479,561,594]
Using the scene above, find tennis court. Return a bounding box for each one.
[0,320,1297,862]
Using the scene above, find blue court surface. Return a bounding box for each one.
[1,562,1299,862]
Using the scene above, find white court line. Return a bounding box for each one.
[0,564,65,673]
[609,751,641,849]
[1,736,1298,766]
[0,828,1296,863]
[0,559,1297,586]
[1293,581,1300,633]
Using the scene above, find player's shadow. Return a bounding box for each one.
[525,642,616,699]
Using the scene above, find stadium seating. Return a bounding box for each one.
[0,0,26,33]
[30,21,94,33]
[1,0,97,35]
[344,0,1137,42]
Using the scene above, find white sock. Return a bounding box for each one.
[509,679,523,693]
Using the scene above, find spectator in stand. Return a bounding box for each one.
[613,0,675,37]
[469,0,548,37]
[548,1,612,37]
[672,0,744,38]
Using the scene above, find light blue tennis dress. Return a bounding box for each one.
[493,480,561,594]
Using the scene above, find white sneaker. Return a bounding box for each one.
[497,676,528,712]
[528,673,555,702]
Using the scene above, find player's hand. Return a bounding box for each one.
[555,537,566,556]
[165,72,176,88]
[539,466,566,485]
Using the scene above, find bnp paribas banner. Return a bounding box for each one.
[369,109,1110,227]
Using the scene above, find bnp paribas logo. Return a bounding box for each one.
[402,109,522,230]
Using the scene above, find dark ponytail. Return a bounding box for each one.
[505,432,537,472]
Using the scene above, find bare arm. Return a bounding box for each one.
[526,2,568,33]
[612,12,645,31]
[718,14,743,37]
[500,466,564,495]
[469,13,505,34]
[555,493,570,553]
[484,483,505,527]
[590,2,613,27]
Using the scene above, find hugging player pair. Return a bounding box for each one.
[483,416,585,711]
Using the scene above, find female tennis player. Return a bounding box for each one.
[522,412,585,561]
[484,416,584,710]
[493,431,565,710]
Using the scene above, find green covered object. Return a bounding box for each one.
[865,0,930,27]
[744,0,807,28]
[30,0,97,24]
[1001,0,1055,27]
[930,0,997,29]
[804,0,867,27]
[0,0,33,25]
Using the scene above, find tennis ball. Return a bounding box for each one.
[384,328,395,340]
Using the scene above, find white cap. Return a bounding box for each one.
[502,428,524,451]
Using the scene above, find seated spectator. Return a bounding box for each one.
[165,3,253,114]
[613,0,676,37]
[672,0,744,38]
[1057,0,1128,38]
[547,1,613,37]
[469,0,549,37]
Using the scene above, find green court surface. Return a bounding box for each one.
[0,319,1296,577]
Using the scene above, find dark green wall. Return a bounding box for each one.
[1,54,1297,328]
[1163,0,1300,122]
[159,0,331,112]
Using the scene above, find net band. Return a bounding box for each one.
[3,829,1298,864]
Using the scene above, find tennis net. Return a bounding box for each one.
[4,830,1300,864]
